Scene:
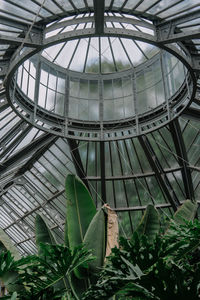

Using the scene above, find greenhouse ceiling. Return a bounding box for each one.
[0,0,200,255]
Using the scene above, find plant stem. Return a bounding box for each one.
[67,275,80,300]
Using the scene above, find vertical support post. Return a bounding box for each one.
[132,73,139,135]
[64,74,70,136]
[99,78,104,140]
[100,141,107,203]
[160,50,171,121]
[33,56,41,123]
[93,0,105,34]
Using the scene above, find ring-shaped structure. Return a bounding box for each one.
[5,15,196,141]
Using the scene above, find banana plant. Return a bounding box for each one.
[65,174,97,249]
[83,200,199,300]
[35,214,57,257]
[83,208,106,275]
[134,200,198,241]
[173,199,197,225]
[135,204,160,243]
[34,174,117,298]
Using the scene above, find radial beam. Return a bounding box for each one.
[138,135,180,211]
[93,0,105,34]
[0,133,57,177]
[156,9,200,28]
[157,28,200,44]
[182,107,200,120]
[155,10,200,44]
[169,120,194,200]
[67,138,89,189]
[0,34,41,47]
[0,15,42,33]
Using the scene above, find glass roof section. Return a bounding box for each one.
[42,13,158,74]
[0,0,200,254]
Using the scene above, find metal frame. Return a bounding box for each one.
[4,17,196,141]
[0,132,57,177]
[138,135,180,211]
[169,119,194,201]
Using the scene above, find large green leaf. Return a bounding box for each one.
[0,228,20,260]
[135,204,160,243]
[83,208,106,275]
[35,214,57,256]
[65,175,96,249]
[173,200,197,225]
[0,251,24,293]
[15,244,94,300]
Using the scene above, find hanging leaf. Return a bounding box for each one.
[135,204,160,243]
[65,174,96,249]
[173,200,197,225]
[35,214,57,256]
[104,204,119,258]
[83,208,106,275]
[0,228,20,260]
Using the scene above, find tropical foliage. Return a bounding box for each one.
[83,201,200,299]
[0,173,199,300]
[0,175,111,299]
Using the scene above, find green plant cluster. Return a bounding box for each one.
[83,202,200,300]
[0,175,107,299]
[0,174,199,300]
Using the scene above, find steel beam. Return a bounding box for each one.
[85,166,182,181]
[182,107,200,120]
[169,119,194,200]
[0,15,42,33]
[0,123,32,161]
[138,135,180,211]
[0,133,57,177]
[67,137,89,189]
[157,28,200,44]
[93,0,105,34]
[0,34,41,48]
[155,9,200,28]
[100,141,107,203]
[155,10,200,44]
[114,200,200,212]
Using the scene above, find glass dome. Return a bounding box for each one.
[0,0,200,255]
[5,11,196,140]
